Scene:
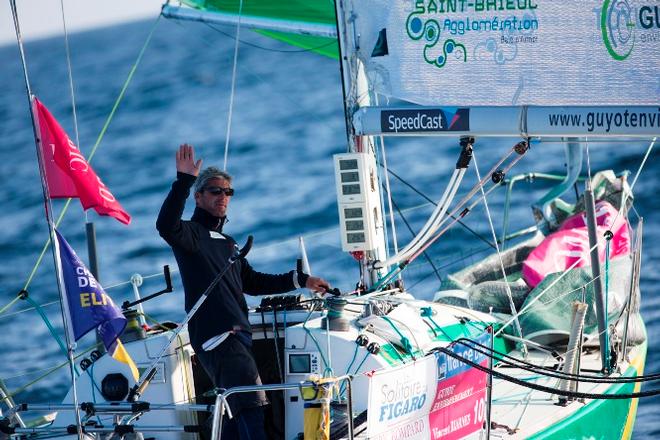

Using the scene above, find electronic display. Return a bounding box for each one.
[346,220,364,231]
[288,354,311,374]
[339,159,358,170]
[342,184,361,195]
[344,207,363,218]
[347,232,365,243]
[340,172,360,183]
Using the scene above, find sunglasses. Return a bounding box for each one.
[204,186,235,196]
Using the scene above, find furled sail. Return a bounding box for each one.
[172,0,339,58]
[347,0,660,107]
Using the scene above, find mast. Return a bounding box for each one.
[334,0,388,288]
[9,2,84,438]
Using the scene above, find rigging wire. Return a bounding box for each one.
[384,166,496,250]
[389,141,527,271]
[405,245,493,291]
[389,197,442,283]
[58,0,87,226]
[374,94,399,257]
[471,150,527,354]
[370,182,502,292]
[5,342,102,399]
[222,0,243,171]
[453,338,659,383]
[496,137,655,338]
[10,3,86,434]
[435,346,660,400]
[2,14,162,405]
[58,0,80,172]
[608,136,657,231]
[584,138,593,183]
[60,1,100,234]
[19,14,162,294]
[629,137,656,190]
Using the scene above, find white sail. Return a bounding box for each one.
[348,0,659,107]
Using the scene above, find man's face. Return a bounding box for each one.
[194,177,232,218]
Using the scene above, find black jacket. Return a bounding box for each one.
[156,172,298,352]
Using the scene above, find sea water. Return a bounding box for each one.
[0,17,658,438]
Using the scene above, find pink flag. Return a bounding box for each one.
[33,97,131,225]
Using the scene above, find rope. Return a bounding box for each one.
[19,14,161,294]
[88,15,161,162]
[301,302,331,371]
[380,316,413,355]
[337,342,361,398]
[0,295,22,315]
[7,361,69,399]
[390,197,442,283]
[406,245,492,290]
[384,166,496,249]
[585,138,593,182]
[452,338,659,384]
[495,137,651,339]
[222,0,243,171]
[23,296,68,361]
[351,352,371,376]
[6,343,100,398]
[407,148,525,264]
[471,150,526,354]
[420,307,453,341]
[436,346,660,400]
[495,239,602,338]
[0,300,58,321]
[374,94,399,257]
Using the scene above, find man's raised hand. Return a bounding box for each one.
[176,144,203,176]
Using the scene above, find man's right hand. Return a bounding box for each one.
[176,144,203,176]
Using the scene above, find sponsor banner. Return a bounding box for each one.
[349,1,660,106]
[429,333,491,439]
[367,355,436,440]
[529,106,660,136]
[380,108,470,133]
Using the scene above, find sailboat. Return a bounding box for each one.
[2,0,659,439]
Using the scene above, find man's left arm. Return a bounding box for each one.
[240,259,329,295]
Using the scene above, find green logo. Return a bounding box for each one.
[406,3,467,69]
[601,0,636,60]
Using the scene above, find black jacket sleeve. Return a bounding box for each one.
[156,172,198,252]
[240,258,297,296]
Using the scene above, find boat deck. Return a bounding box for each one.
[339,342,645,439]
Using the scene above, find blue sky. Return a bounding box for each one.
[1,0,163,45]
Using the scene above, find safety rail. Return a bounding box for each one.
[1,380,356,439]
[211,375,355,440]
[0,403,212,437]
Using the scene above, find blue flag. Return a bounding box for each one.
[54,229,138,379]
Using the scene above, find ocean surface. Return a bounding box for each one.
[0,15,658,438]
